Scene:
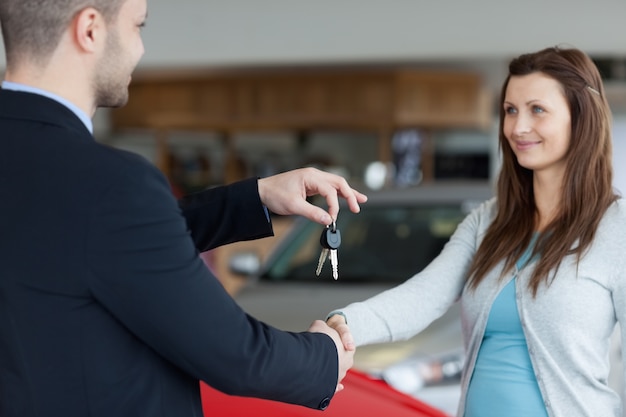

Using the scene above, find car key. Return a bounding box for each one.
[315,246,329,277]
[315,222,332,276]
[317,222,341,279]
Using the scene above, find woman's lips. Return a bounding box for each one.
[514,140,540,151]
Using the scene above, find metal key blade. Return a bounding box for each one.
[330,249,338,280]
[316,223,332,277]
[315,248,329,276]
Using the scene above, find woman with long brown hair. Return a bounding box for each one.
[327,46,625,416]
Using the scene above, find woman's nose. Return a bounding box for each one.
[512,114,532,136]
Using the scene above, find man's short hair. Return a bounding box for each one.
[0,0,125,67]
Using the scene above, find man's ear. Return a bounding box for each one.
[72,7,106,53]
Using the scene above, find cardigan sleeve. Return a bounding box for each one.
[338,199,492,346]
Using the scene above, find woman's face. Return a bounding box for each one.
[503,72,572,179]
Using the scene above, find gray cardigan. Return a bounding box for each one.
[338,197,626,417]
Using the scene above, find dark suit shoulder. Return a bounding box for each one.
[88,142,166,184]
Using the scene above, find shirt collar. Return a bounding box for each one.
[1,80,94,134]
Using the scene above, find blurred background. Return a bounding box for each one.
[32,0,624,294]
[2,1,626,414]
[2,0,624,196]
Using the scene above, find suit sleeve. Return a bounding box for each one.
[86,165,337,410]
[178,178,274,252]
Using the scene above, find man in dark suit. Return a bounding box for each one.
[0,0,365,416]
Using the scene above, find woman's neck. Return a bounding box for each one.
[533,172,563,231]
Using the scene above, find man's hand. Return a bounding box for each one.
[308,319,355,392]
[326,313,354,351]
[257,167,367,226]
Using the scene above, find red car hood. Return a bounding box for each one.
[201,369,449,417]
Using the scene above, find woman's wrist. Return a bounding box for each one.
[326,311,347,325]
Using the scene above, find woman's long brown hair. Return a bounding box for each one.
[467,46,618,296]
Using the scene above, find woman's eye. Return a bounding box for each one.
[504,106,517,115]
[532,105,545,113]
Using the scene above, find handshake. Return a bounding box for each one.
[309,314,354,392]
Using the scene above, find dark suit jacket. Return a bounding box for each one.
[0,90,337,417]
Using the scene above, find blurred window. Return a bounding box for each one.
[263,203,467,284]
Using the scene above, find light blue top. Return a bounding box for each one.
[1,80,93,134]
[464,240,548,417]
